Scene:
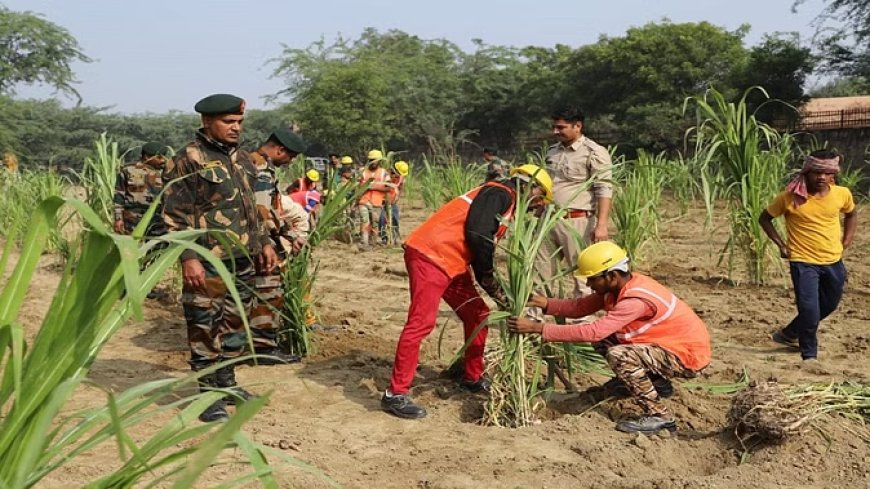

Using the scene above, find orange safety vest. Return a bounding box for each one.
[603,274,711,371]
[404,181,515,278]
[386,174,404,203]
[359,167,390,207]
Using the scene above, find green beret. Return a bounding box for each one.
[194,93,246,115]
[270,128,307,154]
[141,142,165,157]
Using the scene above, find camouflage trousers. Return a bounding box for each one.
[594,336,697,417]
[357,202,380,233]
[249,271,286,350]
[182,257,256,367]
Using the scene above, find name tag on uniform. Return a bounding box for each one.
[203,160,223,169]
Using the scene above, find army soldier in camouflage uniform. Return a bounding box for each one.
[249,128,308,364]
[162,93,279,422]
[113,142,168,235]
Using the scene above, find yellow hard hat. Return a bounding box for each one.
[367,149,384,161]
[575,241,628,278]
[341,155,353,164]
[305,169,320,182]
[394,160,409,176]
[510,164,553,204]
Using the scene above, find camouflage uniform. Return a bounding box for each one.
[249,150,290,352]
[113,155,168,235]
[484,157,507,182]
[163,130,269,368]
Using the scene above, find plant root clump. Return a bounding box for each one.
[727,379,809,444]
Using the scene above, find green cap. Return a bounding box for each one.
[270,128,307,154]
[141,142,165,157]
[194,93,246,115]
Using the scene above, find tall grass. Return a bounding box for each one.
[418,156,486,211]
[611,150,667,263]
[0,195,332,487]
[280,178,367,356]
[686,87,790,284]
[484,188,566,428]
[77,133,124,227]
[0,170,72,257]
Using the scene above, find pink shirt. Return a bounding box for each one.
[541,294,654,343]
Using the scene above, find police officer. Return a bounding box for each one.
[249,128,308,364]
[535,106,613,305]
[162,93,279,422]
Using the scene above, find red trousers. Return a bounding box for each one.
[388,246,490,394]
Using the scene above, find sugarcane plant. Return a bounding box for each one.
[685,87,791,284]
[484,185,567,428]
[0,195,334,487]
[611,149,667,264]
[279,178,368,356]
[76,132,125,227]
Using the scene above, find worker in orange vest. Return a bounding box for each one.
[286,168,320,194]
[357,149,391,250]
[381,164,554,419]
[508,241,712,434]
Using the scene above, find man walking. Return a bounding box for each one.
[759,150,857,362]
[163,93,279,422]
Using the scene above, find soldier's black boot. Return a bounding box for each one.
[197,373,229,423]
[215,364,257,406]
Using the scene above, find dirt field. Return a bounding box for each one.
[19,199,870,488]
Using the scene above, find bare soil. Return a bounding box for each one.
[17,199,870,488]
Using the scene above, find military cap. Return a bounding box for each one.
[141,142,166,157]
[270,128,307,154]
[194,93,246,115]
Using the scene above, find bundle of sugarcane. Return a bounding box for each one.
[483,188,566,427]
[728,379,870,445]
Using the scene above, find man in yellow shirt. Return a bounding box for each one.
[759,149,858,361]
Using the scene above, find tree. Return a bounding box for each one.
[270,29,465,154]
[0,6,90,98]
[731,34,816,122]
[561,21,749,151]
[795,0,870,80]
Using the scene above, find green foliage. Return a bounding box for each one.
[0,196,330,487]
[687,87,791,284]
[0,6,90,97]
[280,178,366,356]
[796,0,870,79]
[271,29,464,152]
[78,133,123,226]
[611,150,667,263]
[730,33,815,123]
[418,156,486,211]
[486,190,566,427]
[0,170,71,254]
[565,21,749,150]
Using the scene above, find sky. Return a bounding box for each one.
[7,0,829,114]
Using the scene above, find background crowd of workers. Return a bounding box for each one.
[113,94,857,433]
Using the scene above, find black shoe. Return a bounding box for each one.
[458,375,491,393]
[215,365,258,405]
[771,331,799,349]
[251,348,302,365]
[199,398,229,422]
[615,416,677,434]
[381,392,427,419]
